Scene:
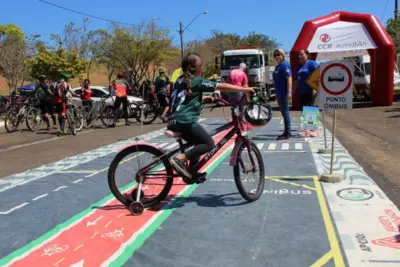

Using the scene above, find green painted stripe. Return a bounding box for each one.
[0,178,139,266]
[109,145,233,266]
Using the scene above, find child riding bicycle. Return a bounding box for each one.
[168,52,255,181]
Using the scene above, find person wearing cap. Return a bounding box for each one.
[34,75,54,130]
[154,67,171,122]
[110,72,131,126]
[54,72,78,135]
[273,48,292,140]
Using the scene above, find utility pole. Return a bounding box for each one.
[179,22,184,60]
[396,0,398,19]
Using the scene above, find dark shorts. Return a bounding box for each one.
[157,93,169,107]
[55,102,66,114]
[39,98,54,115]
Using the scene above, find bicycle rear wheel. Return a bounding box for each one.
[136,102,158,125]
[233,140,265,201]
[108,144,173,208]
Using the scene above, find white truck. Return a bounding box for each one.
[215,46,276,101]
[346,55,400,99]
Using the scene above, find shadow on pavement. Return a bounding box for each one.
[150,192,248,212]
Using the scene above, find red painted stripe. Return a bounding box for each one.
[10,127,236,267]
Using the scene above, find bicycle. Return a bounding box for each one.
[4,97,40,133]
[136,91,168,125]
[100,95,140,127]
[107,92,266,216]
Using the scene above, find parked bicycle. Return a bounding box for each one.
[107,92,270,215]
[4,97,41,133]
[135,91,167,125]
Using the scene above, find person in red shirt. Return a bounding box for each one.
[110,72,131,126]
[80,79,93,108]
[53,73,78,135]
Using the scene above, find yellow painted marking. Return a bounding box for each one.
[74,244,84,251]
[313,176,345,267]
[90,232,98,239]
[118,213,126,218]
[86,152,145,177]
[265,175,315,179]
[105,220,112,228]
[310,250,333,267]
[58,170,98,173]
[265,177,316,191]
[54,258,65,265]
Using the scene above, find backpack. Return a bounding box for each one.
[34,84,48,101]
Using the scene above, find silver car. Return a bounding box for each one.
[70,86,143,107]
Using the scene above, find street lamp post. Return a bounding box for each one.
[154,11,208,60]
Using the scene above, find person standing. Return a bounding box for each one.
[295,49,319,108]
[226,63,248,121]
[34,75,54,130]
[273,48,292,140]
[110,72,131,126]
[154,67,171,122]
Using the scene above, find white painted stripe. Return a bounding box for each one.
[295,143,303,150]
[281,143,289,150]
[53,186,67,192]
[256,143,264,150]
[158,143,168,148]
[165,143,178,150]
[268,143,277,150]
[72,179,83,184]
[0,202,29,215]
[32,194,48,201]
[263,151,306,153]
[102,141,234,266]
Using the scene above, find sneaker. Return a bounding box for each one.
[276,133,292,140]
[171,158,191,178]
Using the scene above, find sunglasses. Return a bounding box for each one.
[274,54,281,57]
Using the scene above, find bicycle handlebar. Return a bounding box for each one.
[209,92,254,112]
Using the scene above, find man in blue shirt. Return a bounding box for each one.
[296,49,319,108]
[273,48,292,140]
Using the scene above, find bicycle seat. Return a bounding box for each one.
[164,130,182,138]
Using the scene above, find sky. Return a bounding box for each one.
[0,0,396,52]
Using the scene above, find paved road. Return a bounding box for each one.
[0,114,399,266]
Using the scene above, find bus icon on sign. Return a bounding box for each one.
[327,75,345,82]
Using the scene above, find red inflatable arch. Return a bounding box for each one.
[290,11,395,110]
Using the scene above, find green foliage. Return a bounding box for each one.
[386,17,400,54]
[100,21,179,85]
[29,47,88,81]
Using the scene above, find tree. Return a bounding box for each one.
[0,24,28,92]
[28,45,88,82]
[386,17,400,62]
[101,21,178,85]
[51,18,107,81]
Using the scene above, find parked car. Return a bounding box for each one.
[70,86,143,108]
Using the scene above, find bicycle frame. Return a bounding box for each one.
[136,94,256,179]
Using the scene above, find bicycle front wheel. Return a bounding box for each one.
[108,144,174,208]
[233,140,265,201]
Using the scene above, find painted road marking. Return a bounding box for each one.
[265,177,316,191]
[53,186,67,192]
[256,143,264,150]
[0,202,29,215]
[0,128,168,192]
[268,143,276,150]
[0,128,236,266]
[58,170,98,174]
[0,143,172,216]
[165,143,178,150]
[281,143,289,150]
[295,143,303,150]
[32,194,48,201]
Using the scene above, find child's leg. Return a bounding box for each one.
[177,124,215,166]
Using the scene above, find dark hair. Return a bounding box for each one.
[300,49,310,58]
[83,79,90,84]
[181,52,202,90]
